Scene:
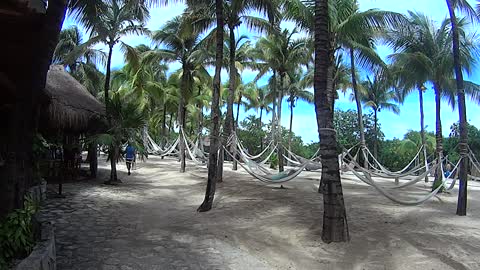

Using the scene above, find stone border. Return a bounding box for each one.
[15,222,56,270]
[28,181,47,202]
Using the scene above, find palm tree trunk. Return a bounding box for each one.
[162,103,167,148]
[88,142,98,178]
[418,87,429,182]
[315,0,349,243]
[232,94,242,171]
[271,72,277,143]
[278,73,285,172]
[178,73,187,172]
[198,0,224,212]
[350,47,367,168]
[446,0,469,216]
[108,145,120,183]
[374,109,378,159]
[432,82,444,191]
[288,97,294,165]
[104,43,114,114]
[260,107,264,151]
[168,112,174,134]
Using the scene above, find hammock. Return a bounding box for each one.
[344,162,448,206]
[236,140,277,165]
[181,129,206,165]
[441,157,463,191]
[147,134,180,157]
[362,146,429,178]
[343,147,438,188]
[225,147,308,183]
[236,137,275,160]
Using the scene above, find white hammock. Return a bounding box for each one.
[225,147,308,183]
[362,146,428,177]
[236,137,274,160]
[344,162,448,206]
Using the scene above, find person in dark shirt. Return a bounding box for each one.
[125,144,136,175]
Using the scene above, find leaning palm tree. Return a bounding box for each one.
[313,0,349,243]
[151,14,211,173]
[198,0,225,212]
[359,75,400,159]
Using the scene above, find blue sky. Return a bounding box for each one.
[62,0,480,143]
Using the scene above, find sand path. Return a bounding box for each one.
[40,155,480,270]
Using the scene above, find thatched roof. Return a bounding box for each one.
[42,65,105,133]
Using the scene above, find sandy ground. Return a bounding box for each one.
[44,155,480,270]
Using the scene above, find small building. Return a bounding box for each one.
[39,65,106,181]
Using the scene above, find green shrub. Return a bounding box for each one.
[0,196,39,269]
[270,154,278,169]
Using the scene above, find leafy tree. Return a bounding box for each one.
[93,93,147,183]
[360,75,400,158]
[151,14,211,172]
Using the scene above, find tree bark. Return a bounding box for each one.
[315,0,349,243]
[277,73,285,172]
[271,72,277,143]
[288,97,294,165]
[232,94,242,171]
[350,47,367,168]
[418,87,429,182]
[432,82,444,191]
[374,109,378,159]
[446,0,469,216]
[88,142,98,178]
[260,107,264,151]
[105,43,114,114]
[198,0,224,212]
[178,63,189,173]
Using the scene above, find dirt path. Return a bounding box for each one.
[40,156,480,270]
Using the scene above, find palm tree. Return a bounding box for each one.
[252,28,310,171]
[198,0,224,212]
[54,26,106,96]
[285,69,314,159]
[314,0,349,243]
[95,93,147,183]
[387,12,479,189]
[151,14,210,173]
[285,0,405,168]
[445,0,478,216]
[76,0,151,115]
[360,75,400,159]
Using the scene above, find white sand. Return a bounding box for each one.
[92,155,480,270]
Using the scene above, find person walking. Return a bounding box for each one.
[126,143,136,175]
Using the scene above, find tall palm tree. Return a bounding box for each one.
[314,0,349,243]
[76,0,150,116]
[387,12,479,189]
[151,14,210,173]
[285,0,405,168]
[445,0,478,216]
[360,75,400,159]
[198,0,224,212]
[252,28,310,172]
[286,69,314,159]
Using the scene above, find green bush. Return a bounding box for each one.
[270,154,278,169]
[0,196,39,269]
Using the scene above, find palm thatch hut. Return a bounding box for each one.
[40,65,106,181]
[42,65,105,133]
